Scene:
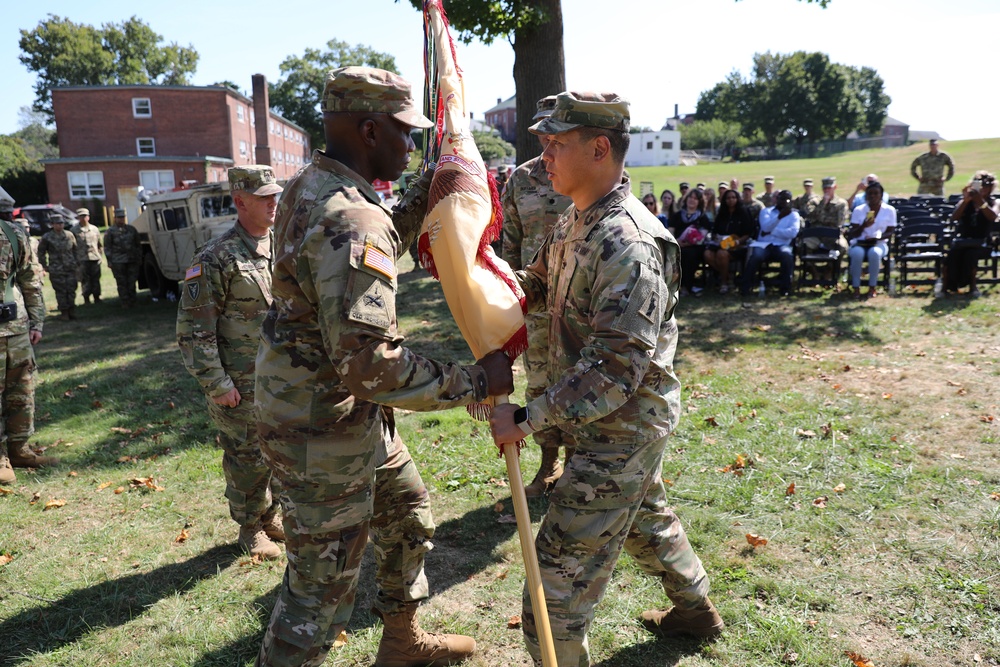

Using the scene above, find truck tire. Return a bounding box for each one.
[143,252,175,300]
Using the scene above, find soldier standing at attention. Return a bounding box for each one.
[793,178,820,217]
[72,207,102,305]
[253,67,513,667]
[490,92,722,667]
[37,217,79,320]
[911,138,955,195]
[177,165,284,560]
[0,199,48,483]
[757,175,777,208]
[502,94,576,498]
[104,209,141,308]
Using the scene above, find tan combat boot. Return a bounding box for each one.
[523,447,563,498]
[0,444,16,484]
[375,602,476,667]
[8,441,59,468]
[640,597,724,640]
[238,523,282,560]
[58,310,70,321]
[261,510,285,542]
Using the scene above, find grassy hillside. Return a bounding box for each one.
[628,137,1000,200]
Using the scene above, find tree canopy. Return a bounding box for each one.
[696,51,890,154]
[18,15,198,120]
[268,40,399,151]
[471,129,515,162]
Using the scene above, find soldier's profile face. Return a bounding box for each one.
[238,192,279,228]
[540,130,591,198]
[372,115,416,182]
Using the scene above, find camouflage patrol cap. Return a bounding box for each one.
[228,165,283,196]
[822,176,836,187]
[321,66,433,129]
[114,208,126,217]
[532,95,560,121]
[764,176,775,184]
[528,91,629,135]
[803,179,814,186]
[743,182,755,190]
[76,207,90,217]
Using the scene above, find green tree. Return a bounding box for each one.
[403,0,566,165]
[18,15,198,120]
[269,40,398,150]
[678,119,751,155]
[13,106,58,163]
[471,129,515,162]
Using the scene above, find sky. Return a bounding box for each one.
[3,0,1000,143]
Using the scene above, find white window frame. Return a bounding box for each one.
[68,171,105,199]
[239,140,248,157]
[137,137,156,156]
[139,169,175,193]
[132,98,151,118]
[236,105,245,123]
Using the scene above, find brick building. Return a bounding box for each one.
[484,95,516,144]
[43,75,310,218]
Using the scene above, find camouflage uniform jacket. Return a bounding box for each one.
[910,152,955,184]
[104,224,141,264]
[809,195,850,228]
[744,198,764,221]
[256,151,490,439]
[793,192,820,218]
[177,222,273,399]
[0,222,44,336]
[73,224,103,261]
[37,229,79,274]
[517,179,682,446]
[756,191,776,208]
[501,156,573,270]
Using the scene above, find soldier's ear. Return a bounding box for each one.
[359,117,379,148]
[591,134,611,163]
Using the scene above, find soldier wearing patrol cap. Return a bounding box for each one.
[911,139,955,195]
[501,94,575,499]
[490,90,722,666]
[793,178,821,218]
[72,207,102,305]
[757,175,777,208]
[104,209,141,307]
[177,165,284,561]
[253,66,513,667]
[37,215,79,320]
[742,181,764,220]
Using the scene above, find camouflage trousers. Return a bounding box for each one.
[207,398,279,527]
[78,260,102,299]
[49,270,78,311]
[524,316,575,454]
[110,261,139,306]
[917,179,944,196]
[256,417,435,667]
[0,332,37,449]
[523,433,710,667]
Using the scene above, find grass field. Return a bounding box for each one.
[627,137,1000,201]
[1,197,999,666]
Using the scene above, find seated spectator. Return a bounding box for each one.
[705,188,757,293]
[741,182,764,221]
[658,189,675,225]
[803,176,850,281]
[850,173,887,211]
[669,188,712,296]
[703,187,719,223]
[741,190,800,298]
[846,181,896,300]
[939,171,998,297]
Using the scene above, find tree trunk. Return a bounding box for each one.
[512,0,565,165]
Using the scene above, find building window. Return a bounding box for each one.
[239,140,248,157]
[250,110,255,125]
[237,105,245,123]
[663,141,673,149]
[137,138,156,156]
[132,98,151,118]
[68,171,105,199]
[139,170,175,193]
[646,141,653,150]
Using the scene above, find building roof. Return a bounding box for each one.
[883,116,909,127]
[41,155,234,165]
[485,95,516,114]
[908,130,944,142]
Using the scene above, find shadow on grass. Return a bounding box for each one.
[0,544,239,667]
[593,636,705,667]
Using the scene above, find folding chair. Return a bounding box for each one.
[796,227,843,290]
[895,221,946,288]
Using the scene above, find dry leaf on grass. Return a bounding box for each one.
[493,502,504,513]
[29,491,41,505]
[113,487,125,494]
[989,492,1000,501]
[786,482,796,496]
[844,650,875,667]
[497,514,517,524]
[495,569,508,581]
[332,630,348,648]
[704,416,719,427]
[0,487,12,496]
[129,477,165,491]
[746,533,768,548]
[782,651,799,664]
[110,427,132,435]
[43,498,66,511]
[717,454,748,474]
[96,481,113,490]
[507,615,522,629]
[175,528,189,544]
[68,471,77,477]
[797,429,816,438]
[0,552,13,566]
[813,496,829,508]
[980,415,995,423]
[833,483,846,493]
[947,380,962,387]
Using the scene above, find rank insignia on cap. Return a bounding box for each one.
[185,264,202,281]
[363,246,395,280]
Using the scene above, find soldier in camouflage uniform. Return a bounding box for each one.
[104,209,141,308]
[177,165,284,560]
[793,179,821,218]
[72,207,102,305]
[253,67,513,667]
[37,218,79,320]
[756,175,776,208]
[490,92,722,667]
[0,199,48,484]
[911,139,955,195]
[14,218,42,277]
[742,182,764,221]
[501,95,576,498]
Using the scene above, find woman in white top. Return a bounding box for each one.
[847,181,896,300]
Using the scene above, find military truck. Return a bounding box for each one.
[131,183,238,299]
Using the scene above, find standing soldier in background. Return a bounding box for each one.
[13,218,41,276]
[177,165,283,560]
[0,199,48,484]
[911,138,955,195]
[37,218,79,321]
[501,94,576,497]
[793,178,820,217]
[756,176,777,208]
[742,182,764,221]
[73,207,102,305]
[104,209,141,308]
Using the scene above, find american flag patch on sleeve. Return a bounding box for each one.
[185,264,202,281]
[363,246,396,280]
